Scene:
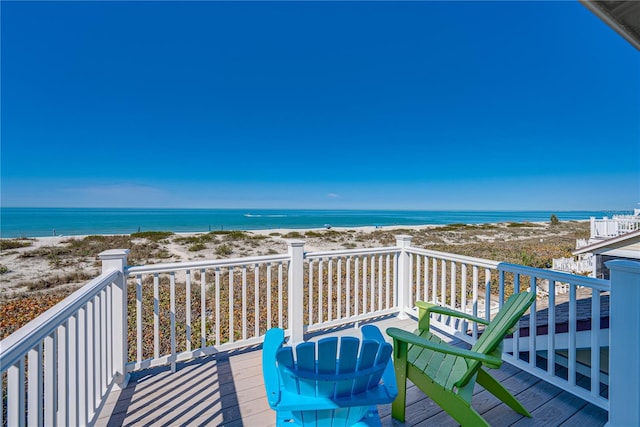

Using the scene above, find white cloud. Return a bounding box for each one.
[327,193,341,199]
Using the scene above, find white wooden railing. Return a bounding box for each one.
[552,254,594,275]
[591,215,640,239]
[0,264,127,426]
[3,236,640,426]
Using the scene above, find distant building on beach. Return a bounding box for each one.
[552,209,640,278]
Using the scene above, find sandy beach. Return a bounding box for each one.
[0,221,589,297]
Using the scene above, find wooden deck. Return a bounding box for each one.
[95,316,608,426]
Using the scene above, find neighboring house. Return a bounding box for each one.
[552,209,640,276]
[572,229,640,279]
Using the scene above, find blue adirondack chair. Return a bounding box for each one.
[262,325,398,426]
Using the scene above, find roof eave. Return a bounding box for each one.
[580,0,640,51]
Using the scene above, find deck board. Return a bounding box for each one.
[96,315,608,426]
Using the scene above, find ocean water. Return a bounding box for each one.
[0,208,622,238]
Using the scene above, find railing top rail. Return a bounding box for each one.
[0,269,121,370]
[126,253,291,275]
[305,246,399,260]
[406,247,500,270]
[498,262,611,291]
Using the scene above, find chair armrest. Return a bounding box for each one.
[386,327,502,367]
[416,301,490,326]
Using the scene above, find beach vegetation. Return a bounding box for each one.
[283,231,304,238]
[269,232,281,236]
[0,264,8,274]
[175,234,216,245]
[20,270,95,292]
[0,239,34,250]
[216,244,233,256]
[507,222,537,228]
[131,231,174,241]
[189,242,206,252]
[550,214,560,226]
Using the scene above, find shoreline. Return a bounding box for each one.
[2,219,589,241]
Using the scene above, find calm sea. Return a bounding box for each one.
[0,208,622,238]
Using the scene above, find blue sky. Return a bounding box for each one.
[1,1,638,210]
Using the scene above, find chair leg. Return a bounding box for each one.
[391,341,408,422]
[477,368,532,417]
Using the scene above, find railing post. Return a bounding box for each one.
[287,240,305,344]
[606,260,640,427]
[99,249,130,388]
[396,235,413,320]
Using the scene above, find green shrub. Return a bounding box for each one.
[216,244,233,256]
[189,243,206,252]
[283,231,303,238]
[0,239,34,250]
[0,264,8,274]
[550,214,560,226]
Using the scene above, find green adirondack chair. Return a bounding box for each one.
[386,291,535,426]
[262,325,397,426]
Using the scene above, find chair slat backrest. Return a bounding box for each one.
[275,336,391,399]
[457,292,535,387]
[335,337,359,397]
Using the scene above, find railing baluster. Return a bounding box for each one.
[201,268,207,348]
[136,274,143,363]
[79,305,87,425]
[386,254,391,309]
[170,272,176,372]
[254,264,260,337]
[69,313,78,426]
[472,265,479,339]
[337,258,342,319]
[7,359,25,427]
[355,256,360,317]
[242,266,247,340]
[461,263,467,316]
[432,259,438,305]
[44,332,57,425]
[58,321,69,426]
[215,267,221,346]
[569,284,577,386]
[346,257,352,318]
[370,255,376,311]
[362,256,368,314]
[451,262,457,312]
[186,269,192,352]
[86,301,94,418]
[278,262,284,329]
[318,259,324,324]
[229,267,235,343]
[101,288,107,395]
[27,344,43,426]
[548,280,556,377]
[591,288,601,397]
[415,255,421,307]
[307,261,313,324]
[153,273,159,359]
[484,268,491,321]
[529,275,537,368]
[328,259,334,322]
[378,254,383,310]
[267,264,272,329]
[93,293,101,409]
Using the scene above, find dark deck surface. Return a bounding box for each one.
[96,315,608,426]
